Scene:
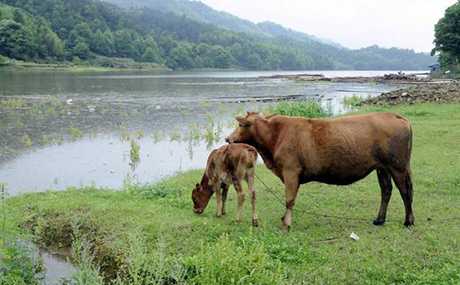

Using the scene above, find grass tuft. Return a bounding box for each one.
[268,100,331,118]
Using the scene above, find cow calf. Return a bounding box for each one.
[192,143,259,226]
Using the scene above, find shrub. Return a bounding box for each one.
[115,232,187,285]
[0,240,43,285]
[0,54,10,65]
[269,100,330,118]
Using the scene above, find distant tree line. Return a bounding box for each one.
[0,0,436,70]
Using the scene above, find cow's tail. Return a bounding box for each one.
[406,121,413,168]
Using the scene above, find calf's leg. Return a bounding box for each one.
[390,168,415,227]
[221,184,229,216]
[232,178,245,223]
[246,173,258,227]
[374,168,393,226]
[281,170,300,232]
[215,185,223,217]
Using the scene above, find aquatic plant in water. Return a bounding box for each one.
[129,140,141,170]
[20,134,33,148]
[68,127,83,141]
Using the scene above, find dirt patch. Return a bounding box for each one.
[362,82,460,105]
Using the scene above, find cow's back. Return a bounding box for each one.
[271,113,412,185]
[207,144,258,183]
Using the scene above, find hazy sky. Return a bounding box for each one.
[200,0,457,52]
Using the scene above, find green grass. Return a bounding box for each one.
[2,103,460,284]
[343,95,364,108]
[268,100,331,118]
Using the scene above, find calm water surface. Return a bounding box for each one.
[0,70,414,195]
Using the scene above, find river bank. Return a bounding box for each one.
[0,57,169,73]
[363,81,460,105]
[2,102,459,284]
[259,71,455,85]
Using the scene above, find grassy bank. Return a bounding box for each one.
[2,103,460,284]
[0,57,169,73]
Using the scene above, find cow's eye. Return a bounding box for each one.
[239,124,249,128]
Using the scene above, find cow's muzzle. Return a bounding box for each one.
[194,208,204,215]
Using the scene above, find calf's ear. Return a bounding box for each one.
[236,116,250,126]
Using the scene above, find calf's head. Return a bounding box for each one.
[226,112,261,144]
[192,183,213,214]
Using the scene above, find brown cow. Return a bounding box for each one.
[192,143,259,226]
[226,112,414,230]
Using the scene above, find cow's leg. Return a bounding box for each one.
[221,183,229,216]
[247,173,258,227]
[281,170,300,232]
[215,185,223,217]
[374,168,393,226]
[232,178,245,223]
[390,168,415,227]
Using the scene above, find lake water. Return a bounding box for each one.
[0,69,417,196]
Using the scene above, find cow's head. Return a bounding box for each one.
[192,183,213,214]
[226,112,262,144]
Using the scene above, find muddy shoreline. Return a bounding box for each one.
[261,72,460,105]
[259,72,452,85]
[362,81,460,105]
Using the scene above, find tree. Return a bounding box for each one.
[73,39,90,59]
[91,29,114,56]
[142,47,160,63]
[13,9,26,24]
[33,17,64,58]
[114,29,136,58]
[0,19,31,60]
[167,42,195,69]
[433,2,460,67]
[208,45,233,68]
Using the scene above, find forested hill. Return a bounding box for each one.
[0,0,436,70]
[106,0,344,47]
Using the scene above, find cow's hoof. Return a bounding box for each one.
[252,219,259,227]
[281,224,290,233]
[373,219,385,226]
[404,215,415,227]
[404,221,414,227]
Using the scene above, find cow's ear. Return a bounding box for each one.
[236,116,250,126]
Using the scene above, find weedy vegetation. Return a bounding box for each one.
[268,100,331,118]
[0,184,44,285]
[342,95,364,108]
